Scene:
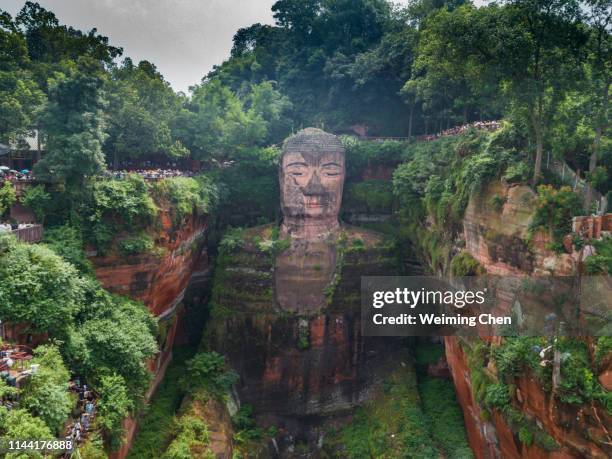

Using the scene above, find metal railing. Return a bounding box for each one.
[544,156,608,215]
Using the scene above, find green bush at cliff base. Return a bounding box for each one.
[163,415,213,459]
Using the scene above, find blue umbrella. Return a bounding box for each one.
[21,169,29,174]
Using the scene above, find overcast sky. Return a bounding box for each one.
[3,0,467,93]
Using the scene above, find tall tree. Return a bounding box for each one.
[34,57,107,186]
[105,59,188,168]
[497,0,587,185]
[584,0,611,198]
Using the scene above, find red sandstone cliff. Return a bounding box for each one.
[90,209,210,459]
[445,182,611,459]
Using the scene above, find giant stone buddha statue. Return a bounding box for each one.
[205,128,402,454]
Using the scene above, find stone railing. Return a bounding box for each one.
[572,214,612,239]
[11,224,43,243]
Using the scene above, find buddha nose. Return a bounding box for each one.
[303,170,326,196]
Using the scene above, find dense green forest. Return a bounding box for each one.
[1,0,610,188]
[0,0,610,456]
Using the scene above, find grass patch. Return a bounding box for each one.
[418,376,474,459]
[127,347,196,458]
[327,364,440,458]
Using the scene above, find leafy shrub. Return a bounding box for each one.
[529,185,582,250]
[91,175,157,227]
[518,426,534,446]
[555,338,606,407]
[0,235,85,334]
[587,166,608,191]
[493,337,540,380]
[163,416,212,459]
[0,181,16,217]
[451,251,485,276]
[180,352,237,398]
[232,404,263,445]
[97,374,132,450]
[218,227,244,254]
[154,176,218,223]
[503,162,530,183]
[44,225,93,274]
[585,236,612,274]
[484,383,511,411]
[118,233,155,255]
[21,184,51,222]
[20,345,72,434]
[87,175,157,251]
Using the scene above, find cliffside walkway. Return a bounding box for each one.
[544,156,608,215]
[356,120,502,142]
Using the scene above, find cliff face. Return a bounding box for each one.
[446,182,611,459]
[90,210,210,459]
[92,211,209,317]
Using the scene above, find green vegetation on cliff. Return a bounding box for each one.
[0,234,157,449]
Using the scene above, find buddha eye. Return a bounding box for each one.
[291,171,304,176]
[324,171,340,177]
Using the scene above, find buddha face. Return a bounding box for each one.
[280,149,345,220]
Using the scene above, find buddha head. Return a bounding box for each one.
[279,128,345,237]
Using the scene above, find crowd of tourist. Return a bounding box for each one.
[106,168,195,180]
[0,169,34,182]
[1,344,97,456]
[63,379,97,451]
[416,120,501,142]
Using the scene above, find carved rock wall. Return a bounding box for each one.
[446,182,610,459]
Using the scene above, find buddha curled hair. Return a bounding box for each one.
[281,128,344,161]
